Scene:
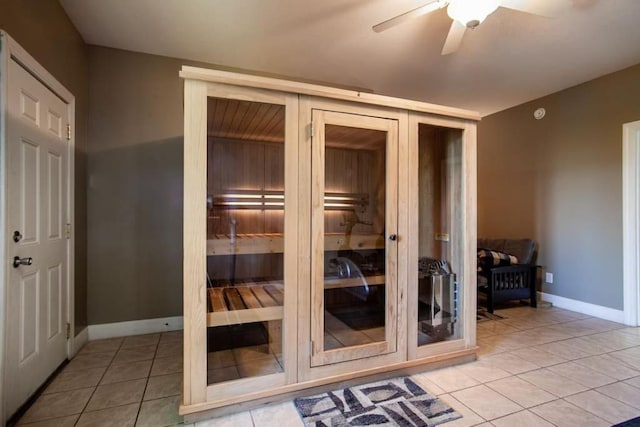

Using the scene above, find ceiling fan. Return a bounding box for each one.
[373,0,569,55]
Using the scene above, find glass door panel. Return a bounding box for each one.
[416,123,463,347]
[206,96,286,384]
[311,110,398,367]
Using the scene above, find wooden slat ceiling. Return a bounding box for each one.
[208,97,285,143]
[208,97,387,150]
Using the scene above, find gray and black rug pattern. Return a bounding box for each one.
[294,376,461,426]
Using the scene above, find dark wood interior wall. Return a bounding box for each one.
[418,125,463,267]
[207,137,285,236]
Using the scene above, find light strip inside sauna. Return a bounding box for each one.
[212,191,368,211]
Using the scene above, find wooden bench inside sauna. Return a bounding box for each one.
[206,233,386,328]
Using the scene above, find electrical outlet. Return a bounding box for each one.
[545,272,553,284]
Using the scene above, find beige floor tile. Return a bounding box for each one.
[517,368,589,397]
[65,352,114,371]
[15,414,79,426]
[597,381,640,409]
[491,410,554,427]
[459,361,511,383]
[156,340,183,358]
[100,359,152,384]
[78,338,122,355]
[619,327,640,337]
[44,366,105,394]
[534,341,594,360]
[76,402,139,427]
[411,374,446,395]
[121,333,160,348]
[510,347,568,367]
[195,411,254,426]
[421,367,480,393]
[573,354,640,380]
[610,349,640,369]
[144,373,182,400]
[150,355,183,376]
[137,395,183,427]
[207,366,241,384]
[207,350,236,369]
[565,390,640,424]
[582,330,640,350]
[112,344,157,364]
[18,388,94,424]
[486,376,555,408]
[545,323,599,338]
[160,330,183,342]
[625,375,640,388]
[531,399,609,427]
[436,394,486,427]
[451,385,522,420]
[251,402,304,427]
[478,352,540,374]
[237,356,283,378]
[85,378,146,411]
[546,361,616,388]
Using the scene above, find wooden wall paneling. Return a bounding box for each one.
[407,113,421,360]
[309,109,327,367]
[462,121,477,349]
[283,93,299,384]
[181,66,481,121]
[396,111,409,363]
[297,97,313,381]
[183,78,208,406]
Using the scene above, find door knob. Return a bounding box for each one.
[389,234,398,241]
[13,256,33,268]
[13,231,22,243]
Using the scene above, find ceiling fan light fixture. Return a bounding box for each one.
[447,0,499,28]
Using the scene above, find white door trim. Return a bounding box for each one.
[623,120,640,327]
[0,31,76,421]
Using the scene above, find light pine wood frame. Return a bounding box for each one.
[407,113,477,360]
[183,81,299,406]
[297,97,409,381]
[181,66,477,416]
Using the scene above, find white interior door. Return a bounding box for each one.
[4,59,69,417]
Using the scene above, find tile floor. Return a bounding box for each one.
[15,305,640,426]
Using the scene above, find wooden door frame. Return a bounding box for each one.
[0,31,76,421]
[623,120,640,327]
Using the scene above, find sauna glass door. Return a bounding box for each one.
[310,110,398,367]
[205,93,292,387]
[409,116,468,358]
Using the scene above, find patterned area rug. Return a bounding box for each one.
[294,376,461,426]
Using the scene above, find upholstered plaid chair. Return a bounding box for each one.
[477,238,538,313]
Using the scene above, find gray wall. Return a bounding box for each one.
[0,0,89,332]
[478,62,640,310]
[87,47,187,324]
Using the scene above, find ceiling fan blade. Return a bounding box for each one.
[441,20,466,55]
[499,0,570,17]
[373,0,447,33]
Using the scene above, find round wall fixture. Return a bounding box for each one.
[534,108,546,120]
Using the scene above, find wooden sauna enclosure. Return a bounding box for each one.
[205,96,388,345]
[182,66,479,419]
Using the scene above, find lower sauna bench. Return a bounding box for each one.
[207,282,284,327]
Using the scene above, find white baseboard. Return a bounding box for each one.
[538,292,625,324]
[88,316,184,341]
[71,326,89,356]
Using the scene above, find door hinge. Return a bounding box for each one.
[65,223,71,239]
[310,123,314,140]
[65,322,71,339]
[310,341,314,354]
[66,123,71,141]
